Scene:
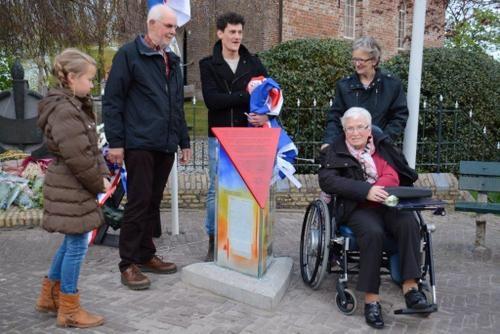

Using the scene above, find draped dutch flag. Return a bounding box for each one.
[247,76,302,188]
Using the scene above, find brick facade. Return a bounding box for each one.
[183,0,445,96]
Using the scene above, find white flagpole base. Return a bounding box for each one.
[170,154,180,235]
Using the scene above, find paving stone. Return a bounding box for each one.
[0,209,498,333]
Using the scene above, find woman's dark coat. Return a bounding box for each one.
[38,88,108,234]
[323,69,408,144]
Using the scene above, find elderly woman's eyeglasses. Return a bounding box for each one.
[351,57,373,64]
[344,125,370,133]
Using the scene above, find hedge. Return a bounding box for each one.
[385,48,500,169]
[259,38,353,153]
[384,47,499,140]
[260,40,499,171]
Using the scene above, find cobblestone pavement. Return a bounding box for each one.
[0,209,499,334]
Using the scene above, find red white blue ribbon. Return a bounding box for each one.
[248,77,301,188]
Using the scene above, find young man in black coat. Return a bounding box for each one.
[199,12,268,261]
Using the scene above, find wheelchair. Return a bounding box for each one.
[299,189,445,315]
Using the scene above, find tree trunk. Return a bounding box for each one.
[35,55,48,94]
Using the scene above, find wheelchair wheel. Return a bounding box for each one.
[335,289,357,315]
[300,199,331,289]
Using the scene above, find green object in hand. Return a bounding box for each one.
[384,195,399,207]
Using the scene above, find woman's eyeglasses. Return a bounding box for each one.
[344,125,370,133]
[351,57,373,64]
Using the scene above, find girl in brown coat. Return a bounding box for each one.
[35,48,109,328]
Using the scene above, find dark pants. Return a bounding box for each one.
[347,207,421,294]
[119,150,174,272]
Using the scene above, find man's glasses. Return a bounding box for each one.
[351,57,373,64]
[344,124,370,133]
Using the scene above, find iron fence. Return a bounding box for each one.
[415,99,499,173]
[179,97,500,174]
[178,98,208,173]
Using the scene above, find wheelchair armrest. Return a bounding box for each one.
[394,197,446,211]
[385,186,432,199]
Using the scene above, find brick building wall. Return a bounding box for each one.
[183,0,445,96]
[281,1,341,40]
[185,0,281,94]
[280,0,446,59]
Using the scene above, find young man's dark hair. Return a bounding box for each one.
[216,12,245,31]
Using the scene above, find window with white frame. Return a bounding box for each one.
[398,1,407,49]
[344,0,356,39]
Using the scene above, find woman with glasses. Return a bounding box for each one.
[322,36,408,149]
[318,107,430,329]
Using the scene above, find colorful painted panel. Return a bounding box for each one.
[215,145,275,277]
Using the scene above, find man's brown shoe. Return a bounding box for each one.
[138,255,177,274]
[121,264,151,290]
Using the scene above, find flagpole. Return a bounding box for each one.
[403,0,427,168]
[170,154,179,235]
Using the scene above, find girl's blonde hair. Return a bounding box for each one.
[53,48,96,88]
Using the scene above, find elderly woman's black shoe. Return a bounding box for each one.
[364,302,384,329]
[404,288,430,309]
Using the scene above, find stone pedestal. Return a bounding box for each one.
[181,257,293,310]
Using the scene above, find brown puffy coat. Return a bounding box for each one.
[38,88,108,234]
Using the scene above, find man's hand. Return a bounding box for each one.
[107,148,124,166]
[366,185,389,203]
[247,113,269,127]
[179,148,192,165]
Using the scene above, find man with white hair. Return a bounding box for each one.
[103,4,191,290]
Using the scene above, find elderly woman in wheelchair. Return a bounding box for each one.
[314,107,432,329]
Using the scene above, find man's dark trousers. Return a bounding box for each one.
[118,150,175,272]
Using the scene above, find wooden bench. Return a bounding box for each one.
[455,161,500,248]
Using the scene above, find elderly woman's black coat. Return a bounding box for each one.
[322,69,408,144]
[318,131,417,223]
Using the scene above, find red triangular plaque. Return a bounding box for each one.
[213,127,280,208]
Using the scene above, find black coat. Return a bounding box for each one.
[323,69,408,144]
[318,131,417,223]
[199,40,267,137]
[103,36,190,152]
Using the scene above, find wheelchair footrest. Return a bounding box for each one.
[394,304,438,315]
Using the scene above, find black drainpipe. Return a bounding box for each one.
[279,0,283,42]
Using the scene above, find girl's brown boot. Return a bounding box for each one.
[56,292,104,328]
[35,276,60,314]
